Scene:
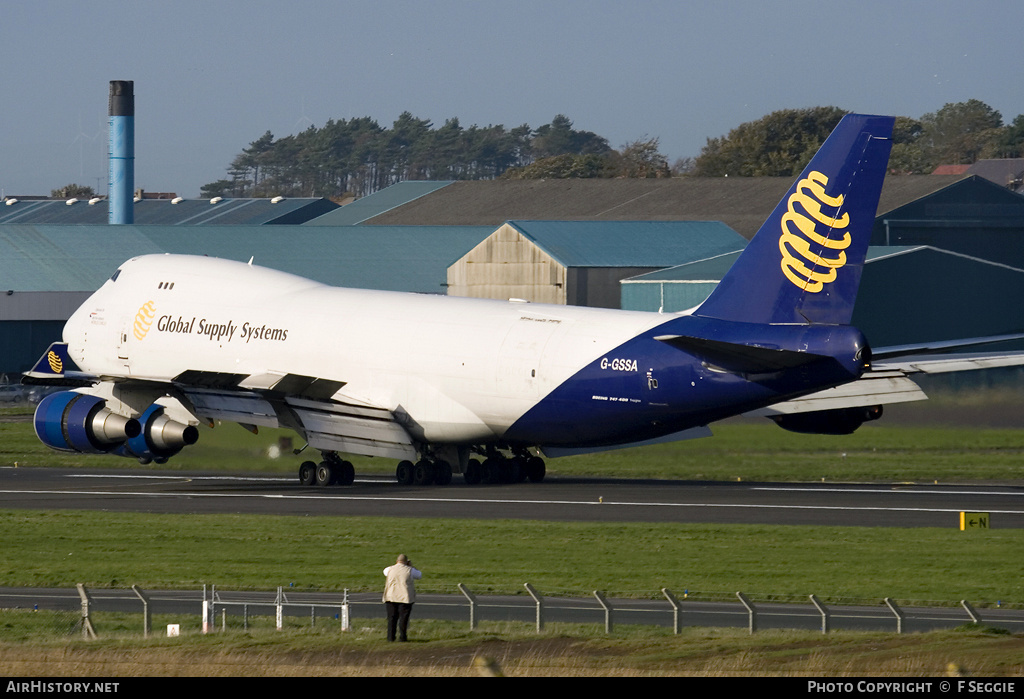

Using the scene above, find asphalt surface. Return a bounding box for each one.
[2,465,1024,528]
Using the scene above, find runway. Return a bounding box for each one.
[2,466,1023,528]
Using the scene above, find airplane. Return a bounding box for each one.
[23,113,1024,487]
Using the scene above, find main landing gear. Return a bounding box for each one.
[396,453,546,486]
[395,458,453,486]
[296,450,547,487]
[460,453,546,485]
[298,452,355,487]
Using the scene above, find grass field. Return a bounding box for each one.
[1,389,1023,675]
[1,509,1023,605]
[1,616,1022,677]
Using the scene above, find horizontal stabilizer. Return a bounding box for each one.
[872,333,1024,360]
[654,334,828,374]
[748,371,927,416]
[875,351,1024,375]
[22,343,94,386]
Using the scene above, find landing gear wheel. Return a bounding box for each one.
[434,460,452,486]
[335,460,355,486]
[507,456,525,483]
[315,461,335,486]
[526,456,546,483]
[299,461,316,486]
[413,459,435,486]
[396,460,414,485]
[481,457,502,484]
[463,459,481,485]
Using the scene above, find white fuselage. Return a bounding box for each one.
[65,254,670,444]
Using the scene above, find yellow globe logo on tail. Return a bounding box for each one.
[134,301,156,340]
[779,171,852,293]
[46,351,63,373]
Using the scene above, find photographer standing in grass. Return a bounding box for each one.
[383,554,422,642]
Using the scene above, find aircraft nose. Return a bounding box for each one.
[61,297,96,363]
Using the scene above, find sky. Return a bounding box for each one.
[3,0,1022,198]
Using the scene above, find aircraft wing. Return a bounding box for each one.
[177,372,417,462]
[23,343,418,462]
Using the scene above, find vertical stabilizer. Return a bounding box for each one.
[694,114,894,325]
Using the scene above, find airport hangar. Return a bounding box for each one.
[2,173,1023,378]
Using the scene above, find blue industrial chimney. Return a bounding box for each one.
[108,80,134,224]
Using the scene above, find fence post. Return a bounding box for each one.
[961,600,982,624]
[809,594,830,634]
[458,584,478,630]
[524,583,544,632]
[662,588,682,634]
[76,584,98,640]
[594,591,612,634]
[131,585,151,638]
[736,592,757,634]
[276,586,284,630]
[201,584,209,634]
[884,597,904,634]
[340,589,351,632]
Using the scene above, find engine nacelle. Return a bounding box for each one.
[771,405,883,435]
[34,391,141,454]
[117,404,199,464]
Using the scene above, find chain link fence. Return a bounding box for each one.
[2,584,1024,641]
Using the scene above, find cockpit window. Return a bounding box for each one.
[110,269,121,282]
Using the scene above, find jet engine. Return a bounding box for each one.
[117,404,199,464]
[34,391,141,454]
[771,405,883,435]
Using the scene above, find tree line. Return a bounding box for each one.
[201,100,1024,200]
[201,113,669,200]
[691,101,1024,177]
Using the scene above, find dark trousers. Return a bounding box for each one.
[385,601,413,641]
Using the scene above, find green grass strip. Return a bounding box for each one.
[0,509,1020,606]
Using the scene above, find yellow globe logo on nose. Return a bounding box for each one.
[134,301,156,340]
[47,351,63,373]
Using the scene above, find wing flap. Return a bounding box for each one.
[181,387,281,427]
[291,398,416,460]
[172,369,415,460]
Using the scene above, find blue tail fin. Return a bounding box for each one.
[26,342,73,378]
[694,114,894,325]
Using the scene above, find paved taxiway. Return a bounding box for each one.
[2,466,1023,528]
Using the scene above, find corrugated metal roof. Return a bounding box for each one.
[0,224,492,293]
[305,181,455,225]
[623,246,928,283]
[0,198,338,226]
[357,176,970,237]
[621,247,1024,348]
[623,250,744,282]
[506,220,746,268]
